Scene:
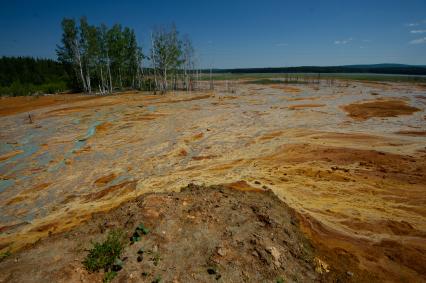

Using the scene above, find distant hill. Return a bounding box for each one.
[212,64,426,75]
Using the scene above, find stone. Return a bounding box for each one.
[266,246,281,266]
[217,247,226,257]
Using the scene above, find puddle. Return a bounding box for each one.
[48,121,102,172]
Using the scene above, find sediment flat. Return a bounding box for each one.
[0,80,425,282]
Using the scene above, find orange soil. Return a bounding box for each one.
[95,122,113,133]
[395,130,426,136]
[94,173,117,187]
[342,99,421,120]
[0,94,99,116]
[255,143,426,281]
[5,183,51,205]
[259,131,284,140]
[151,93,213,105]
[270,84,302,93]
[192,155,217,160]
[288,104,325,110]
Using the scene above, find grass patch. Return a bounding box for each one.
[83,229,125,274]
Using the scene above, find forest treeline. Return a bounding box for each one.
[0,57,69,96]
[0,17,198,96]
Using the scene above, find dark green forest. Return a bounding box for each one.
[0,56,69,96]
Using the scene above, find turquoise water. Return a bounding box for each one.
[48,120,102,172]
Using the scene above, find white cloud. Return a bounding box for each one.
[334,38,353,45]
[410,30,426,34]
[405,20,426,27]
[409,37,426,44]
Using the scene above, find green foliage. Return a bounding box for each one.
[103,271,117,283]
[0,56,69,96]
[57,17,144,93]
[151,24,184,92]
[130,234,141,243]
[130,223,149,244]
[136,223,150,235]
[0,81,68,96]
[83,229,125,273]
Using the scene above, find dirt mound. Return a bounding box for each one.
[342,99,420,120]
[0,184,367,283]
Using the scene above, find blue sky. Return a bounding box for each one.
[0,0,425,68]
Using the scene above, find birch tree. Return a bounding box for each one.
[182,35,194,91]
[57,18,88,92]
[151,25,182,93]
[58,18,194,95]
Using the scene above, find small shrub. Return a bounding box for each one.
[130,223,149,244]
[136,223,150,235]
[83,229,125,273]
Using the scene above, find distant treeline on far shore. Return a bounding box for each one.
[212,64,426,76]
[1,56,426,97]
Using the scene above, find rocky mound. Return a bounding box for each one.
[0,184,365,282]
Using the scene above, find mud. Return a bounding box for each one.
[0,80,425,282]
